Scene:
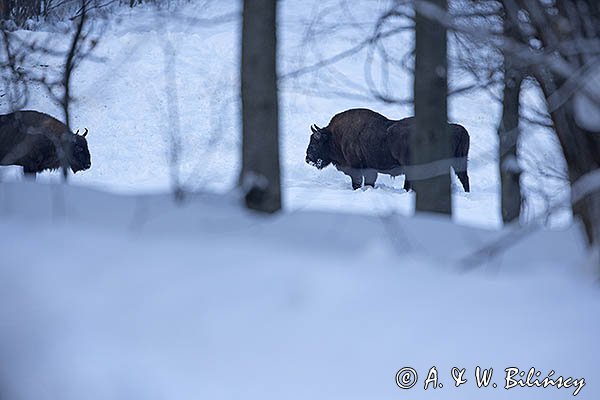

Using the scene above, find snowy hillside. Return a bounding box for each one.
[1,2,594,399]
[0,0,566,228]
[0,182,597,400]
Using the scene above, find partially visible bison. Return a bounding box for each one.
[0,110,91,178]
[305,108,470,191]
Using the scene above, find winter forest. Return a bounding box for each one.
[1,0,599,399]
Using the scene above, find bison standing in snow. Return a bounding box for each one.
[305,108,470,191]
[0,110,91,178]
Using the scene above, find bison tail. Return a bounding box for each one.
[451,124,470,192]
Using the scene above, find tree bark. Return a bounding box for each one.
[522,0,600,247]
[537,83,600,245]
[0,0,11,21]
[240,0,281,213]
[497,0,600,268]
[412,0,451,215]
[498,8,523,223]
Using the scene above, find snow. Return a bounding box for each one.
[0,0,568,229]
[0,181,597,400]
[0,3,594,399]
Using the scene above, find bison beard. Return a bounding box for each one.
[0,110,92,177]
[305,108,470,192]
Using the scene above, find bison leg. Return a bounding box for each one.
[452,157,470,192]
[363,170,377,188]
[457,172,470,192]
[350,174,363,190]
[403,177,412,192]
[23,168,37,181]
[337,167,363,190]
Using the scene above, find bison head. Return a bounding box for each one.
[306,125,332,169]
[65,128,91,173]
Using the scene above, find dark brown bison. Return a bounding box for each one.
[305,108,470,191]
[0,110,91,178]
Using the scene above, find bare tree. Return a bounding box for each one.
[498,3,523,223]
[496,0,600,249]
[412,0,452,215]
[58,1,87,180]
[0,0,11,21]
[240,0,281,213]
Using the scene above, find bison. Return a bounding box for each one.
[0,110,91,178]
[305,108,470,191]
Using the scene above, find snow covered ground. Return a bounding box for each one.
[0,182,598,400]
[0,2,594,399]
[0,0,567,228]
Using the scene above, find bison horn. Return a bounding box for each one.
[311,124,324,134]
[82,128,88,137]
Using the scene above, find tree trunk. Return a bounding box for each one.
[533,67,600,246]
[498,8,523,223]
[240,0,281,213]
[498,0,600,267]
[546,98,600,245]
[411,0,451,215]
[498,75,522,223]
[0,0,11,20]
